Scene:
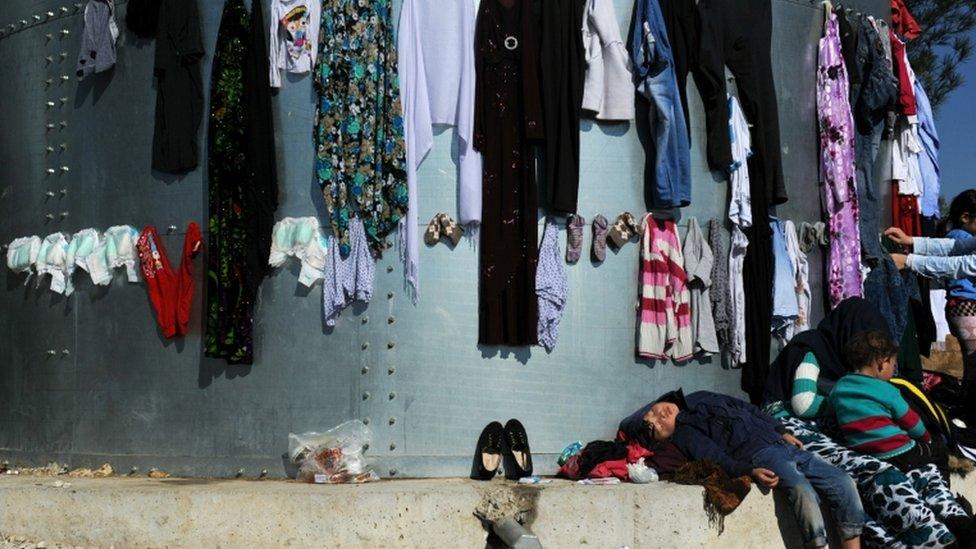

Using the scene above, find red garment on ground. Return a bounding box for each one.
[557,433,688,482]
[891,0,921,40]
[890,31,917,116]
[137,223,203,338]
[891,185,922,236]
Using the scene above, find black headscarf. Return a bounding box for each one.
[764,297,890,405]
[618,389,687,451]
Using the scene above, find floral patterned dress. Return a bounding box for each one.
[314,0,408,258]
[817,13,863,308]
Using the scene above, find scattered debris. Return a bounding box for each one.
[148,468,170,479]
[67,464,113,479]
[51,480,71,489]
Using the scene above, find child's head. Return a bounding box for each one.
[940,190,976,236]
[843,330,898,380]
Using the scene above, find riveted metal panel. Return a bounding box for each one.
[0,0,887,477]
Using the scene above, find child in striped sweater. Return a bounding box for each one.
[829,330,949,477]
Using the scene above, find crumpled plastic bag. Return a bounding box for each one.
[626,458,659,484]
[288,420,379,484]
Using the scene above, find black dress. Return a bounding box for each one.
[151,0,204,174]
[473,0,541,346]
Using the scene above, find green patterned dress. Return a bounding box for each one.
[313,0,408,258]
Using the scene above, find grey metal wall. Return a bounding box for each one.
[0,0,887,478]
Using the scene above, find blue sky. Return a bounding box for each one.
[934,33,976,203]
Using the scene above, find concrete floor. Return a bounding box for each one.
[1,473,975,548]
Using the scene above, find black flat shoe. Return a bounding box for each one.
[471,421,504,480]
[503,419,533,480]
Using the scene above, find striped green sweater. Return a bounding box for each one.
[828,373,930,459]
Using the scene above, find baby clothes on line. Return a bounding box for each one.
[638,215,692,361]
[682,218,718,356]
[728,225,749,366]
[137,223,203,339]
[76,0,119,79]
[581,0,635,121]
[727,95,753,228]
[269,0,320,88]
[537,219,568,352]
[36,233,72,295]
[66,228,101,285]
[268,217,328,287]
[324,217,375,328]
[88,225,141,286]
[6,236,42,281]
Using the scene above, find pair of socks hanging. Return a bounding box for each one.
[425,213,465,247]
[566,212,641,264]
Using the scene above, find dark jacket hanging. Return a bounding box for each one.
[151,0,204,174]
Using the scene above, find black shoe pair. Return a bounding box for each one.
[471,419,533,481]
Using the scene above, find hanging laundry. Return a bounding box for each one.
[473,0,542,346]
[137,224,203,339]
[269,0,320,88]
[125,0,160,39]
[206,0,279,365]
[581,0,634,121]
[151,0,204,174]
[682,218,718,356]
[638,215,691,361]
[536,219,568,352]
[817,12,862,308]
[76,0,119,79]
[35,233,71,295]
[658,0,699,139]
[784,220,811,336]
[889,31,917,117]
[323,217,375,328]
[6,236,41,282]
[397,0,481,301]
[707,219,731,348]
[88,225,141,285]
[770,218,799,342]
[914,80,940,219]
[890,0,922,41]
[728,225,748,366]
[629,0,690,209]
[268,217,328,287]
[727,95,752,228]
[65,228,101,289]
[314,0,408,258]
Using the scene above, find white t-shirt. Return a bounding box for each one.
[269,0,321,88]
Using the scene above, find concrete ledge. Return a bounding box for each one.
[1,475,975,548]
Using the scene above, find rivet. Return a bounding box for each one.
[387,316,395,324]
[389,442,396,451]
[60,28,70,36]
[362,391,370,400]
[363,443,370,451]
[45,78,53,87]
[61,349,70,356]
[388,391,396,400]
[46,349,56,357]
[362,316,369,324]
[388,417,396,425]
[46,100,56,108]
[45,191,55,198]
[235,468,245,478]
[128,466,139,476]
[45,213,55,220]
[46,168,56,175]
[386,265,393,273]
[20,20,28,26]
[167,225,177,233]
[46,123,55,130]
[59,188,68,196]
[59,121,68,128]
[387,291,394,299]
[363,418,370,425]
[45,56,54,64]
[60,96,68,103]
[45,146,55,153]
[389,468,397,476]
[61,6,69,14]
[59,143,67,150]
[388,366,395,375]
[60,166,69,173]
[60,53,68,60]
[33,15,42,22]
[60,211,69,218]
[361,366,369,375]
[75,2,83,9]
[45,32,52,40]
[259,469,268,478]
[47,11,55,17]
[61,75,70,82]
[361,342,369,350]
[387,342,395,349]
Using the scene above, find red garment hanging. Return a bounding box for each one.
[891,184,922,237]
[891,0,921,40]
[137,223,203,338]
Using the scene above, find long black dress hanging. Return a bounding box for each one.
[205,0,279,365]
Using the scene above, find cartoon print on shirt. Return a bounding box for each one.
[282,5,310,61]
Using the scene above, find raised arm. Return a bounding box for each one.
[906,254,976,279]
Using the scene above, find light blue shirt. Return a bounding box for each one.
[770,217,798,335]
[914,80,940,218]
[908,233,976,300]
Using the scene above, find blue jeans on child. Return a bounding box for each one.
[752,442,865,548]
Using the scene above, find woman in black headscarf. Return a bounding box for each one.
[764,297,889,418]
[764,298,973,547]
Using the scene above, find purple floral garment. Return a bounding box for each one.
[817,14,863,308]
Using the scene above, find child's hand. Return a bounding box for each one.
[751,468,779,488]
[782,433,804,449]
[884,227,914,248]
[891,253,908,270]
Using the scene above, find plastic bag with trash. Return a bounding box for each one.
[288,420,379,484]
